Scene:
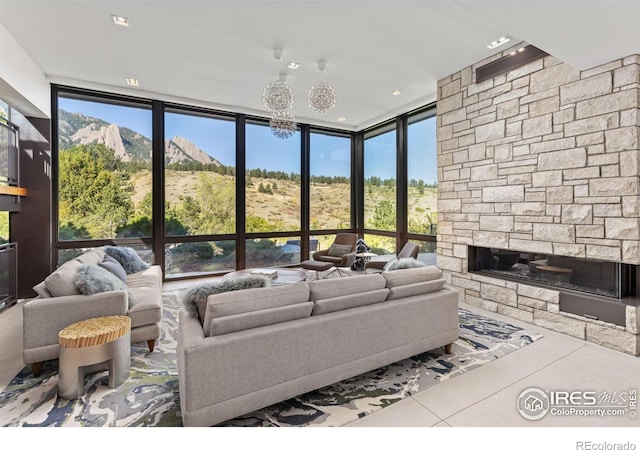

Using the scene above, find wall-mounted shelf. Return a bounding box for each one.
[0,186,26,197]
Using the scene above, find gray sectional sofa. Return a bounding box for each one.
[177,266,459,427]
[23,247,163,376]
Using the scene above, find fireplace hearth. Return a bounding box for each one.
[468,246,636,300]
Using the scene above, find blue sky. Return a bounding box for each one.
[60,97,436,181]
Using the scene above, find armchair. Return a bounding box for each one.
[364,242,420,274]
[312,233,358,268]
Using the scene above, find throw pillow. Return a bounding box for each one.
[327,243,353,257]
[181,274,271,324]
[74,264,135,307]
[104,246,149,274]
[98,255,127,282]
[383,257,427,271]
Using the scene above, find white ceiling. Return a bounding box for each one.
[0,1,639,131]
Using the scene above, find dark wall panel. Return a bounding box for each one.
[10,111,51,298]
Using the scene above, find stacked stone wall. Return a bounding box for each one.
[436,42,640,354]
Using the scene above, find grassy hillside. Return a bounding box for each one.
[130,170,437,233]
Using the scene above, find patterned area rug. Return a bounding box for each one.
[0,291,542,427]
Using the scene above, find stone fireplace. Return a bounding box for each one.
[436,43,640,354]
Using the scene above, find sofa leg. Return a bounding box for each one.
[444,343,453,354]
[31,362,44,377]
[147,339,156,352]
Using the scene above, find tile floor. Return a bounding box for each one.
[1,271,639,431]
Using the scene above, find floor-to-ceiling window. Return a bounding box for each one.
[309,131,352,255]
[406,109,437,264]
[163,109,237,277]
[363,123,397,255]
[55,92,153,264]
[52,86,437,279]
[245,121,301,268]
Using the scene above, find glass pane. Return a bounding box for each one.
[165,240,236,278]
[308,234,338,260]
[57,96,152,241]
[363,234,396,256]
[57,245,153,266]
[246,238,300,268]
[245,123,300,232]
[364,129,396,231]
[164,111,236,236]
[407,115,437,235]
[0,211,8,244]
[408,239,437,266]
[310,132,351,229]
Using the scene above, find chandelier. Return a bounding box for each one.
[308,60,336,114]
[308,81,336,114]
[262,79,294,114]
[269,111,297,139]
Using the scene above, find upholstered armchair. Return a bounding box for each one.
[312,233,358,268]
[364,242,420,273]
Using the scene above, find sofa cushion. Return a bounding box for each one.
[104,246,149,274]
[382,266,443,288]
[383,257,427,271]
[99,255,127,282]
[208,302,313,336]
[44,258,82,297]
[386,279,446,301]
[181,274,272,325]
[203,282,311,336]
[43,249,106,297]
[311,288,388,316]
[76,248,105,265]
[32,281,52,298]
[327,243,353,257]
[74,264,135,307]
[316,255,342,264]
[308,274,385,301]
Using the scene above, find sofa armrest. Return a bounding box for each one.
[312,249,329,261]
[23,291,129,350]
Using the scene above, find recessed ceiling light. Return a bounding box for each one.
[486,36,510,49]
[336,117,347,122]
[287,61,300,69]
[126,78,139,87]
[391,90,403,96]
[112,14,130,27]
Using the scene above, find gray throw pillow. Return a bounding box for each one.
[74,264,135,307]
[99,255,127,282]
[327,243,353,257]
[384,257,427,271]
[181,274,271,325]
[104,246,149,274]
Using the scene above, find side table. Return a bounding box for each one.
[58,316,131,400]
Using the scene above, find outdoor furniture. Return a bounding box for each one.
[58,316,131,399]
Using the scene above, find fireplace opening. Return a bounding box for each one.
[468,246,636,300]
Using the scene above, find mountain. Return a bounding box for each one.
[58,109,221,166]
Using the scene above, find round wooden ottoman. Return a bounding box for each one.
[58,316,131,400]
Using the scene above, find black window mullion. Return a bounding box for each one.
[152,100,165,273]
[236,114,246,270]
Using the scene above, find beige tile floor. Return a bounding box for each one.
[1,273,639,433]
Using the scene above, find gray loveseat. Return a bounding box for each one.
[177,266,459,427]
[23,247,163,376]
